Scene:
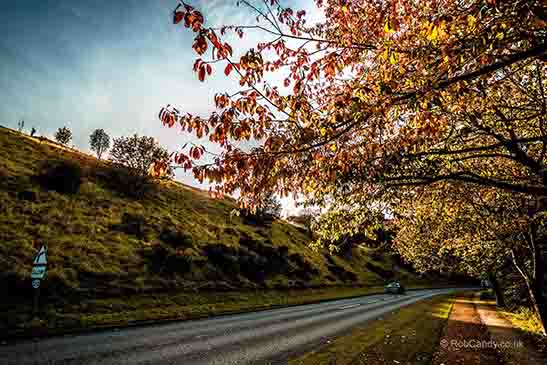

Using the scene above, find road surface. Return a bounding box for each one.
[1,288,464,364]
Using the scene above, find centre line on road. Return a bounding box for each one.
[339,304,361,310]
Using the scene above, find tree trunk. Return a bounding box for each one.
[487,272,506,307]
[512,247,546,336]
[536,241,546,336]
[523,273,546,336]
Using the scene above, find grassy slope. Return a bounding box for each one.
[0,126,442,335]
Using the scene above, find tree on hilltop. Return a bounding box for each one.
[109,134,174,179]
[89,129,110,160]
[54,127,72,145]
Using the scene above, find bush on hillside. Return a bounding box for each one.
[142,244,192,275]
[203,245,242,276]
[203,243,295,282]
[364,262,395,279]
[278,245,289,257]
[37,159,82,194]
[327,265,358,282]
[97,165,155,199]
[112,212,146,239]
[159,228,193,248]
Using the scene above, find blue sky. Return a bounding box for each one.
[0,0,319,214]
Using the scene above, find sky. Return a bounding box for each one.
[0,0,323,216]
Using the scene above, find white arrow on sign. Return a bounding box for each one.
[33,245,47,265]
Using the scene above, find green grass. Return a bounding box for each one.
[0,126,446,336]
[290,294,456,365]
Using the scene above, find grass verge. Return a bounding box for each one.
[2,285,456,341]
[499,305,547,354]
[289,293,456,365]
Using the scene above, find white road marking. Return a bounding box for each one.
[339,304,361,310]
[362,300,380,304]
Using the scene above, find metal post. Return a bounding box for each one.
[33,285,40,318]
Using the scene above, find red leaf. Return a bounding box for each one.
[173,11,184,24]
[198,67,206,82]
[193,59,203,71]
[192,35,208,55]
[224,43,233,56]
[224,63,233,76]
[206,64,212,75]
[284,78,290,87]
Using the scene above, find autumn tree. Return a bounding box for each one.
[288,207,319,235]
[260,194,282,218]
[311,205,386,251]
[89,129,110,160]
[54,127,72,145]
[393,183,527,307]
[109,134,174,179]
[160,0,546,332]
[240,193,282,224]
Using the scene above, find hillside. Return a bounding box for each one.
[0,126,441,335]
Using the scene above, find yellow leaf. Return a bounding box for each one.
[384,20,393,34]
[320,128,327,136]
[390,52,397,65]
[381,48,389,60]
[468,15,476,29]
[330,144,337,152]
[427,26,438,43]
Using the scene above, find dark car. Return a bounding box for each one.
[384,280,405,294]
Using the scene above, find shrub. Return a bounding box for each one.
[203,244,240,275]
[117,212,146,238]
[368,249,384,262]
[142,244,192,274]
[164,252,193,274]
[289,253,306,267]
[238,253,267,282]
[327,265,358,282]
[96,165,155,199]
[278,245,289,257]
[364,262,394,279]
[37,159,82,194]
[159,228,193,248]
[17,190,37,202]
[291,268,313,280]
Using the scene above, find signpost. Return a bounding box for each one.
[31,245,47,317]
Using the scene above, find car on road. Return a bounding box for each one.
[384,280,405,294]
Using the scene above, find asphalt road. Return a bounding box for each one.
[1,288,464,365]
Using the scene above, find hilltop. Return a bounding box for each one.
[0,126,443,335]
